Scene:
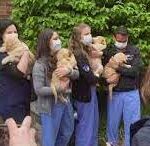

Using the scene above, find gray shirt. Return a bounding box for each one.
[31,57,79,115]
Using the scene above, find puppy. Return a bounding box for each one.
[51,48,77,103]
[103,52,131,99]
[0,34,35,74]
[89,36,107,77]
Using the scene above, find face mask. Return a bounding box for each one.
[3,33,18,43]
[82,34,92,45]
[51,39,61,52]
[115,41,128,49]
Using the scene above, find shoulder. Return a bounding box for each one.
[0,52,7,67]
[33,60,46,73]
[103,44,117,58]
[127,44,141,55]
[0,52,7,59]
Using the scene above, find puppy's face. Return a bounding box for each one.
[3,34,20,51]
[93,36,107,50]
[93,36,106,45]
[56,48,72,61]
[114,52,128,63]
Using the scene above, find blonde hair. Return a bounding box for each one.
[68,23,91,58]
[141,65,150,104]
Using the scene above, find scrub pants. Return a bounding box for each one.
[74,86,99,146]
[40,100,74,146]
[107,90,141,146]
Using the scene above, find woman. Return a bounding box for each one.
[69,23,100,146]
[141,65,150,104]
[32,29,79,146]
[130,65,150,146]
[0,19,31,123]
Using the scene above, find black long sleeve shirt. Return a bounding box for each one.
[72,54,98,102]
[102,44,143,92]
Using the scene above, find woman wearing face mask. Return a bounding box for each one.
[0,19,31,123]
[69,23,100,146]
[32,29,79,146]
[103,26,143,146]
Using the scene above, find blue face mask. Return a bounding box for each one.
[81,34,93,45]
[51,39,62,52]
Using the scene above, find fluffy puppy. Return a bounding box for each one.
[103,52,131,99]
[51,48,77,103]
[89,36,107,77]
[0,34,35,74]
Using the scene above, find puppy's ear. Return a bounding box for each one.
[68,50,72,57]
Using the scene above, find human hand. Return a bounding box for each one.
[17,51,30,74]
[106,73,120,84]
[55,66,71,78]
[6,116,37,146]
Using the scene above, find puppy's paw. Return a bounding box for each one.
[106,142,113,146]
[1,59,8,65]
[0,47,7,53]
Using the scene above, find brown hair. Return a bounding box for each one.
[0,19,18,47]
[36,29,57,78]
[141,65,150,104]
[68,23,91,58]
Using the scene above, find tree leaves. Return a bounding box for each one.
[11,0,150,65]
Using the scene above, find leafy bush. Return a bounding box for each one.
[11,0,150,65]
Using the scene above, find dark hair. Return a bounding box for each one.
[114,25,128,36]
[36,28,58,78]
[141,65,150,104]
[36,29,54,59]
[0,19,17,47]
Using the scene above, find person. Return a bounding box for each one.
[6,116,37,146]
[69,23,100,146]
[32,28,79,146]
[0,19,32,123]
[103,26,142,146]
[141,65,150,104]
[130,65,150,146]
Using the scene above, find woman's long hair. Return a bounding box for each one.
[36,29,57,78]
[0,19,17,47]
[68,23,91,59]
[141,65,150,104]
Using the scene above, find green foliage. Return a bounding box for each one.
[11,0,150,65]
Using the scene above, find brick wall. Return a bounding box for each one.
[0,0,12,19]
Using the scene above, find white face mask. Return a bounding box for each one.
[51,39,61,52]
[115,41,128,49]
[82,34,92,45]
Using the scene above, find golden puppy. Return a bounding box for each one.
[51,48,77,103]
[103,52,131,99]
[89,36,107,77]
[0,34,35,74]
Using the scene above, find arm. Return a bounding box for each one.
[0,53,24,79]
[32,62,53,97]
[116,48,143,78]
[76,55,97,85]
[17,51,30,74]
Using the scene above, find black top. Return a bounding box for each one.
[0,52,31,123]
[102,44,143,92]
[72,54,98,102]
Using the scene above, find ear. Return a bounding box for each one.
[67,49,72,57]
[113,35,116,42]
